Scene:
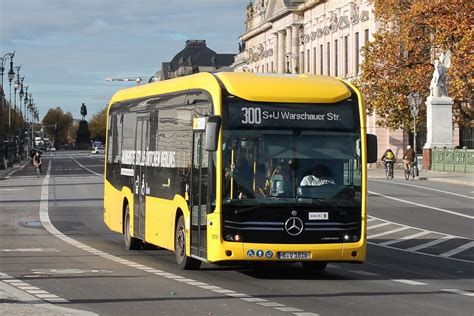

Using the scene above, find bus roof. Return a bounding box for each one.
[108,72,353,106]
[215,72,352,103]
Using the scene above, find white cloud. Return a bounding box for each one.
[0,0,247,118]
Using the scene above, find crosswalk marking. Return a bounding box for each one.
[439,241,474,258]
[367,222,391,230]
[369,226,410,239]
[392,279,427,286]
[405,235,454,252]
[379,230,431,246]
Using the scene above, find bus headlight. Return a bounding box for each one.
[225,234,243,242]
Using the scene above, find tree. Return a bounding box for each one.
[355,0,473,130]
[42,107,73,145]
[88,106,107,143]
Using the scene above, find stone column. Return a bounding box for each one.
[272,33,278,73]
[285,26,292,73]
[422,96,454,170]
[277,30,286,73]
[291,25,300,73]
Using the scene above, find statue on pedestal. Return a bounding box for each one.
[80,103,88,121]
[77,103,90,149]
[429,50,451,98]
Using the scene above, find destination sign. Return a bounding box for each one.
[227,101,356,130]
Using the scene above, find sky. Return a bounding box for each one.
[0,0,246,120]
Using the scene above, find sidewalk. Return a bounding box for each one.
[0,159,29,179]
[368,167,473,186]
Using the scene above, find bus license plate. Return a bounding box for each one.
[277,252,311,260]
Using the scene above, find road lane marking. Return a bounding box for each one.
[368,215,473,264]
[68,154,102,177]
[369,226,410,239]
[441,289,474,297]
[439,241,474,258]
[37,157,315,315]
[405,235,454,252]
[0,272,69,303]
[0,188,24,191]
[0,248,59,252]
[372,179,474,200]
[348,270,381,276]
[392,279,427,286]
[367,222,392,229]
[379,231,431,246]
[369,190,474,219]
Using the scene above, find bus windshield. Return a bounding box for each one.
[222,99,361,207]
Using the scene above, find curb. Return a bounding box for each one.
[368,175,472,186]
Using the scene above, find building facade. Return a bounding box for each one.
[155,40,235,82]
[233,0,411,161]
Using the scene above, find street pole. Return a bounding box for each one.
[407,92,421,174]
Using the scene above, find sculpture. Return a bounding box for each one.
[80,103,87,120]
[429,49,451,98]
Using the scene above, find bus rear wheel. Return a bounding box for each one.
[301,261,327,272]
[175,216,201,270]
[124,204,142,250]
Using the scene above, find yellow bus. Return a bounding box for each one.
[104,72,377,271]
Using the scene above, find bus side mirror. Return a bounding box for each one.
[205,116,221,152]
[367,134,378,163]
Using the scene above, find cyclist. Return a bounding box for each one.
[33,151,42,175]
[403,145,415,175]
[381,148,395,172]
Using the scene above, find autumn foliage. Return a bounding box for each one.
[42,107,73,144]
[355,0,473,130]
[88,106,107,143]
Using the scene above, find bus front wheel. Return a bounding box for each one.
[301,261,327,272]
[124,204,142,250]
[175,216,201,270]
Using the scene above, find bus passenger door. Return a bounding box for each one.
[190,131,208,259]
[133,116,148,241]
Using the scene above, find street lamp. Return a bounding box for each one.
[13,66,21,112]
[285,52,297,74]
[7,56,15,132]
[23,86,28,122]
[19,77,25,118]
[407,92,421,153]
[0,50,15,90]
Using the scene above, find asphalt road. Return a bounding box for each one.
[0,151,472,315]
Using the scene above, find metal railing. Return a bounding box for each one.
[432,147,474,173]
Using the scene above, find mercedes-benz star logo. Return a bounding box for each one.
[284,217,304,236]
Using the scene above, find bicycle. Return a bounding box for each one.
[384,159,394,180]
[33,161,42,177]
[404,161,416,180]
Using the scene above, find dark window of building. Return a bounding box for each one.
[461,126,474,148]
[327,42,330,75]
[364,29,369,45]
[300,51,304,73]
[313,47,317,74]
[320,44,323,75]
